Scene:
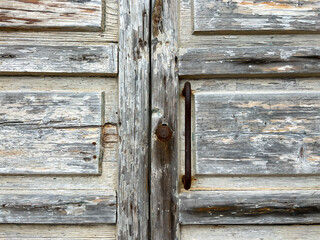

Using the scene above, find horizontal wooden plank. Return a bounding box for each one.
[0,190,116,224]
[179,190,320,224]
[194,91,320,175]
[0,91,103,175]
[0,0,102,31]
[0,44,118,75]
[179,47,320,77]
[181,225,320,240]
[193,0,320,34]
[0,225,115,239]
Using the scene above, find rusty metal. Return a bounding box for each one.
[182,82,191,190]
[156,125,173,142]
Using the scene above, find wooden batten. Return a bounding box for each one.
[193,0,320,34]
[0,0,103,31]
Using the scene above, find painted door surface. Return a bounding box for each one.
[150,0,320,239]
[1,0,320,239]
[0,1,118,238]
[178,0,320,239]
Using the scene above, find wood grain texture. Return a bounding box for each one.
[193,0,320,33]
[179,190,320,224]
[0,0,118,43]
[179,47,320,77]
[151,0,179,239]
[181,225,320,240]
[0,190,116,224]
[179,79,320,190]
[0,91,103,175]
[180,0,320,48]
[118,0,150,239]
[194,91,320,175]
[0,44,117,75]
[0,225,116,239]
[0,0,102,31]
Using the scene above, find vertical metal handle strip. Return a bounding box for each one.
[182,82,191,190]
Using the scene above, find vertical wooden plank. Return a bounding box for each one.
[118,0,150,239]
[151,0,179,239]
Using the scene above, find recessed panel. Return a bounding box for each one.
[179,47,320,77]
[0,91,103,175]
[193,0,320,33]
[0,45,118,75]
[0,0,102,31]
[195,91,320,175]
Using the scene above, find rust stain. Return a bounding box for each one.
[102,123,118,145]
[17,0,41,4]
[0,14,43,24]
[240,1,293,9]
[82,9,96,13]
[152,0,162,37]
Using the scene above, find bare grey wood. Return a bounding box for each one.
[194,91,320,175]
[0,0,118,43]
[0,225,115,239]
[0,0,102,31]
[151,0,179,239]
[0,190,116,224]
[179,47,320,77]
[0,45,117,75]
[193,0,320,34]
[179,190,320,224]
[180,0,320,48]
[0,91,103,175]
[118,0,150,239]
[181,225,320,240]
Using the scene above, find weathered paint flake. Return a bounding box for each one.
[193,0,320,33]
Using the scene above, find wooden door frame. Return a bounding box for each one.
[118,0,178,239]
[150,0,179,239]
[118,0,151,239]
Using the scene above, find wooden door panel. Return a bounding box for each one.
[193,0,320,34]
[180,190,320,224]
[181,225,320,240]
[0,190,116,224]
[0,91,104,175]
[0,45,117,75]
[0,0,119,230]
[194,91,320,175]
[179,47,320,77]
[0,225,116,239]
[0,0,103,31]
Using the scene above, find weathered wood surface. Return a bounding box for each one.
[0,78,117,194]
[0,44,117,75]
[0,190,116,224]
[180,0,320,48]
[179,190,320,224]
[0,91,103,175]
[194,91,320,175]
[151,0,179,239]
[179,47,320,77]
[0,225,116,239]
[0,0,118,43]
[193,0,320,34]
[188,176,320,191]
[181,225,320,240]
[0,0,102,31]
[118,0,150,239]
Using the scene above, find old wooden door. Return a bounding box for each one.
[0,0,121,238]
[151,0,320,239]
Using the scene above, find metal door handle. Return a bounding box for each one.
[182,82,191,190]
